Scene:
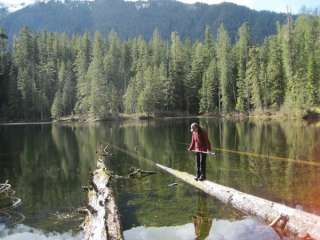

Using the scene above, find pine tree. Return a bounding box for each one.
[305,51,317,106]
[267,36,284,108]
[62,61,76,115]
[74,33,91,113]
[217,24,233,112]
[14,27,38,119]
[159,62,174,111]
[124,76,138,113]
[246,47,261,110]
[51,90,63,119]
[0,28,10,119]
[185,42,205,113]
[150,29,165,67]
[169,32,186,111]
[7,65,21,120]
[199,58,219,112]
[281,16,296,106]
[137,67,154,114]
[88,32,108,118]
[235,23,250,111]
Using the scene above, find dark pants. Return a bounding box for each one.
[196,152,206,178]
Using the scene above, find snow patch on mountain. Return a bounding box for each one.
[0,0,95,12]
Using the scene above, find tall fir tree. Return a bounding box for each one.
[88,32,108,118]
[169,32,186,111]
[235,23,250,111]
[246,47,262,110]
[217,24,233,112]
[74,33,91,113]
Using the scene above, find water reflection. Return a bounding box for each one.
[117,119,320,215]
[124,217,280,240]
[0,224,82,240]
[0,118,320,237]
[192,193,212,240]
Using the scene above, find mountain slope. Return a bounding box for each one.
[0,0,288,42]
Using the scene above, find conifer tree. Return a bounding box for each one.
[235,23,250,111]
[246,47,261,110]
[74,33,91,113]
[199,58,219,112]
[217,24,233,112]
[185,42,205,113]
[169,32,186,110]
[88,32,108,118]
[267,36,284,108]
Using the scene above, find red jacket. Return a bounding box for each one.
[188,129,211,152]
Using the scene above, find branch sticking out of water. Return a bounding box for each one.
[0,180,24,225]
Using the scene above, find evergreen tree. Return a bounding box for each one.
[74,33,91,113]
[0,28,10,119]
[169,32,186,110]
[88,32,108,118]
[14,27,37,119]
[62,61,76,115]
[3,16,320,120]
[124,76,138,113]
[267,36,284,108]
[217,24,233,112]
[235,23,250,111]
[185,42,205,113]
[246,47,261,110]
[51,90,63,119]
[281,16,296,106]
[199,58,219,112]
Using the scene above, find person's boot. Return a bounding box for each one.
[199,175,206,181]
[194,175,200,181]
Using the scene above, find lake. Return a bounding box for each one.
[0,118,320,239]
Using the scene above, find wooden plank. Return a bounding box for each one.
[156,163,320,240]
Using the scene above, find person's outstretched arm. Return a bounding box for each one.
[188,133,195,151]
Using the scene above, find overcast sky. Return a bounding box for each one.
[0,0,319,13]
[177,0,319,13]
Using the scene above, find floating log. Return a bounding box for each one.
[81,146,123,240]
[156,163,320,240]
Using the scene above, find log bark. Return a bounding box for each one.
[81,146,123,240]
[156,163,320,240]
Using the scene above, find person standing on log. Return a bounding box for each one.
[188,122,211,181]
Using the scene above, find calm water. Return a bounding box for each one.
[0,118,320,239]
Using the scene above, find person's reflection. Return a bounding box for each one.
[192,192,213,240]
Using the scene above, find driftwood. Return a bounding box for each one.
[81,145,123,240]
[156,163,320,240]
[0,180,24,224]
[128,167,156,179]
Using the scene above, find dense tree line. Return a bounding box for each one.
[0,14,320,121]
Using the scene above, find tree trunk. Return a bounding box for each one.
[81,146,123,240]
[156,163,320,240]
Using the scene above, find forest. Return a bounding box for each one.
[0,14,319,121]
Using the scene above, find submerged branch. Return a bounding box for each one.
[0,180,24,225]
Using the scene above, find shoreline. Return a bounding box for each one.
[1,110,319,125]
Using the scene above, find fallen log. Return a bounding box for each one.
[81,145,123,240]
[156,163,320,240]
